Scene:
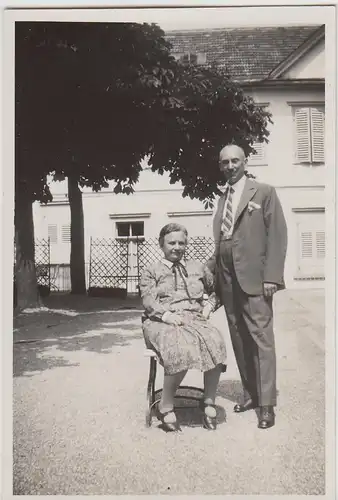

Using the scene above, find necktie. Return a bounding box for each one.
[172,262,192,302]
[221,186,234,236]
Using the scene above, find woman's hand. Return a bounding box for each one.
[202,302,213,320]
[163,312,184,326]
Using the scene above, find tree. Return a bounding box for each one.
[15,22,271,306]
[147,63,271,205]
[16,21,178,296]
[15,32,52,309]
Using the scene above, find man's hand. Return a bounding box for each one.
[263,282,278,297]
[202,302,213,320]
[163,312,184,326]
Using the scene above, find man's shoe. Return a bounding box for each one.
[233,399,257,413]
[258,406,275,429]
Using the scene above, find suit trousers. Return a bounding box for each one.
[217,239,277,407]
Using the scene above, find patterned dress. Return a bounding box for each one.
[140,259,227,375]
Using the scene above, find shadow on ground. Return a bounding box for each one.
[151,387,227,429]
[42,293,143,313]
[13,309,143,378]
[217,380,280,405]
[216,379,244,403]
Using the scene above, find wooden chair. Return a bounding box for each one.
[144,349,204,428]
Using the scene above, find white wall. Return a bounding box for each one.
[246,86,325,186]
[283,38,325,80]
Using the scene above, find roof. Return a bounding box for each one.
[165,25,323,82]
[268,24,325,79]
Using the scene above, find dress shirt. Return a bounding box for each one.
[222,174,246,236]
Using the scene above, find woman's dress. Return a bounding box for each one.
[140,259,227,375]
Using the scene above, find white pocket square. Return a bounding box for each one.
[248,201,261,213]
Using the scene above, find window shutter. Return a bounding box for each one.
[48,224,58,244]
[295,107,311,162]
[316,230,325,259]
[296,213,325,279]
[61,225,71,243]
[252,141,265,161]
[248,140,266,165]
[310,107,325,163]
[301,231,313,258]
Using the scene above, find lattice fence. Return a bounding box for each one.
[13,238,51,288]
[137,236,215,275]
[88,237,129,289]
[185,236,215,263]
[135,235,215,295]
[88,236,215,295]
[35,238,51,288]
[137,238,163,276]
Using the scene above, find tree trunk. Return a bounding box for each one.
[68,174,87,294]
[14,188,42,311]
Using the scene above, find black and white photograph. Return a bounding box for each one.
[1,2,336,497]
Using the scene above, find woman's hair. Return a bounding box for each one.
[158,223,188,247]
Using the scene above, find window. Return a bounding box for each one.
[248,140,267,166]
[116,221,144,238]
[293,105,325,164]
[48,224,58,244]
[294,210,325,279]
[61,225,71,243]
[174,52,207,65]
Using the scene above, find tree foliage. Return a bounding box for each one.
[147,63,272,207]
[16,21,271,200]
[16,22,179,195]
[15,21,271,303]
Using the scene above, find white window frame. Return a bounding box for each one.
[174,52,207,65]
[289,102,325,166]
[115,221,145,241]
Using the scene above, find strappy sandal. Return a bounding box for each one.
[155,406,181,433]
[199,401,217,431]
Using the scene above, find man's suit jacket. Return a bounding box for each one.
[209,177,288,296]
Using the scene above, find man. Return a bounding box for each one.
[209,144,287,429]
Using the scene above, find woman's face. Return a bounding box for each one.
[161,231,187,262]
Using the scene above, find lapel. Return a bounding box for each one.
[234,178,258,225]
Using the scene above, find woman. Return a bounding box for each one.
[140,223,227,432]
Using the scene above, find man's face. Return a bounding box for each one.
[219,145,246,185]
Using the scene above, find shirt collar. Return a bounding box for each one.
[162,258,186,269]
[226,173,246,192]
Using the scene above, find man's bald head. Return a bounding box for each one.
[219,144,246,161]
[219,144,247,185]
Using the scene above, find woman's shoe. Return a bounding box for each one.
[199,401,217,431]
[155,406,181,433]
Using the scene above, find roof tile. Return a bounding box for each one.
[165,26,321,81]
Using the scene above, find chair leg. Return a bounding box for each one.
[146,356,157,427]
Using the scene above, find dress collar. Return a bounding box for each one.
[161,258,186,269]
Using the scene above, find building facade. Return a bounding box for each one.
[33,24,325,291]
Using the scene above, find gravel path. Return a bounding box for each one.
[13,290,325,495]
